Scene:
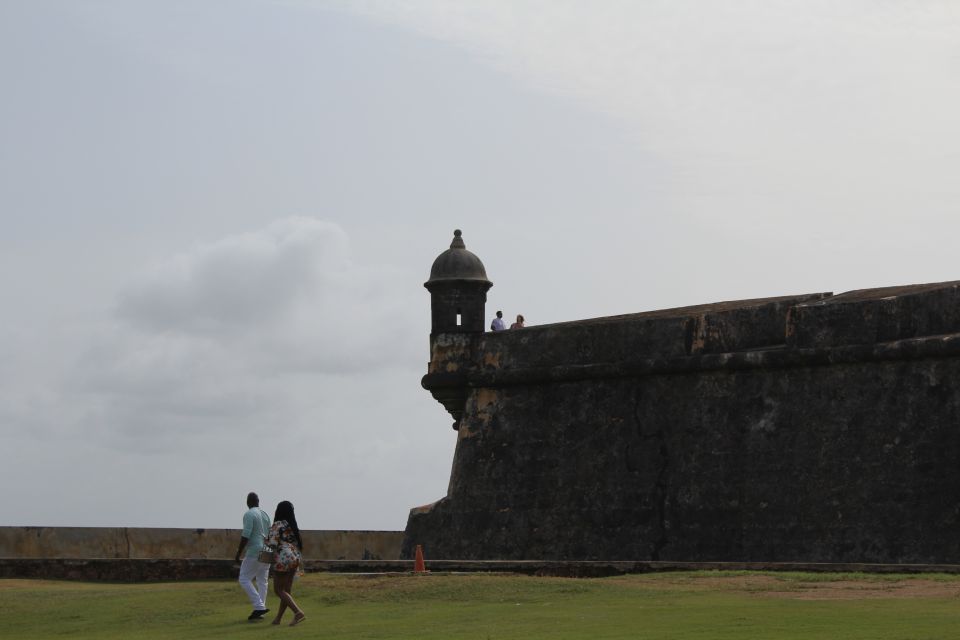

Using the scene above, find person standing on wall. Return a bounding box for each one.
[510,314,525,329]
[491,310,507,331]
[235,492,272,621]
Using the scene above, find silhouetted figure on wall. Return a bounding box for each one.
[491,310,507,332]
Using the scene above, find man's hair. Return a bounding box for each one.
[496,310,503,317]
[246,492,259,507]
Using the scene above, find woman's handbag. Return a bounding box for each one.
[257,537,275,564]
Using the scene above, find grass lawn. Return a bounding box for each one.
[4,571,960,639]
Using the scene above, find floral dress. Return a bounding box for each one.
[267,519,302,572]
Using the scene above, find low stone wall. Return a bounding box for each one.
[0,527,403,561]
[4,558,960,582]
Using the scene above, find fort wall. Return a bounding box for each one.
[0,527,402,561]
[407,281,960,563]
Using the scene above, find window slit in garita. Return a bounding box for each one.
[456,310,462,326]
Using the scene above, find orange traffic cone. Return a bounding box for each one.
[413,544,429,574]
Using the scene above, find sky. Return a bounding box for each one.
[2,1,959,531]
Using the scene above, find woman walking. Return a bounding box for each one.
[267,500,306,626]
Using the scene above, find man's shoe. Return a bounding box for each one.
[248,608,270,621]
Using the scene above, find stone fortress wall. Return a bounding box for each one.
[405,231,960,563]
[0,527,402,560]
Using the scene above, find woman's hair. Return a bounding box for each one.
[274,500,303,550]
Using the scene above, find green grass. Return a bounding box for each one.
[4,571,960,639]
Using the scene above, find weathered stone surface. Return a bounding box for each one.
[788,281,960,348]
[0,527,403,561]
[475,293,832,372]
[408,280,960,563]
[0,559,237,582]
[425,230,492,336]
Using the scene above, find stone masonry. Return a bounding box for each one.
[404,231,960,563]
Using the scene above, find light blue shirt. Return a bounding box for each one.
[241,507,272,559]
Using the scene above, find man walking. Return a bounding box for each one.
[235,492,272,621]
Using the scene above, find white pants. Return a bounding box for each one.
[239,556,270,610]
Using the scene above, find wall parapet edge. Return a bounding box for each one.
[0,527,403,561]
[422,331,960,389]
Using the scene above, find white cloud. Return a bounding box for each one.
[7,218,422,453]
[117,217,350,335]
[0,216,445,528]
[115,217,420,374]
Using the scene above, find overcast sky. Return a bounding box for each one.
[2,1,959,531]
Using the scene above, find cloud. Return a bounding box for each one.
[115,217,419,372]
[45,225,444,520]
[60,217,423,450]
[117,217,350,335]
